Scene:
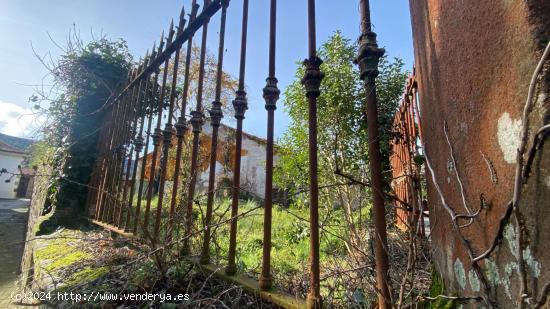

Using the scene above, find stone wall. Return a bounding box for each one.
[19,167,52,290]
[409,0,549,306]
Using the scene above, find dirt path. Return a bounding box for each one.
[0,199,29,308]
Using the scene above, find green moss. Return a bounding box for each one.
[66,266,109,286]
[35,238,74,261]
[427,266,457,309]
[34,232,91,273]
[44,251,91,272]
[33,210,56,236]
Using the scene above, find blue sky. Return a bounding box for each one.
[0,0,413,139]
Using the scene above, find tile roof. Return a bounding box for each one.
[0,140,26,155]
[0,133,34,154]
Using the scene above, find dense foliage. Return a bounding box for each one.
[275,31,407,199]
[274,32,407,255]
[32,36,132,219]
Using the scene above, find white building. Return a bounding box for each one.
[138,119,279,201]
[197,119,274,199]
[0,139,28,199]
[0,133,34,199]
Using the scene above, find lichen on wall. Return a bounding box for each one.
[454,259,467,290]
[408,0,549,306]
[504,223,519,258]
[483,259,500,287]
[468,270,481,293]
[503,262,518,300]
[522,247,541,278]
[497,113,523,164]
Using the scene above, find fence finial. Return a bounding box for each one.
[179,5,186,28]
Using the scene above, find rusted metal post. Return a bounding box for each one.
[135,54,162,234]
[182,0,210,256]
[257,0,279,284]
[90,99,118,217]
[303,0,324,307]
[124,52,155,231]
[94,105,115,220]
[103,81,136,223]
[112,73,142,226]
[200,0,228,264]
[144,32,170,235]
[99,95,124,222]
[86,106,114,217]
[119,58,150,228]
[404,98,418,229]
[226,0,249,274]
[154,15,186,243]
[112,79,140,222]
[168,0,199,243]
[97,83,130,221]
[356,0,391,307]
[150,25,175,242]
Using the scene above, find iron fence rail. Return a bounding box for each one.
[390,69,425,236]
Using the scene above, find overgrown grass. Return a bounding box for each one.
[211,200,311,275]
[196,199,349,292]
[102,193,368,302]
[129,195,355,296]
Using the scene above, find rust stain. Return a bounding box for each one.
[409,0,549,302]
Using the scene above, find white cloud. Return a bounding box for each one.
[0,100,42,138]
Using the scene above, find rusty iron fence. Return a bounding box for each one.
[85,0,388,307]
[389,69,426,235]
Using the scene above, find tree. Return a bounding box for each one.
[164,45,239,123]
[32,33,133,225]
[274,31,407,258]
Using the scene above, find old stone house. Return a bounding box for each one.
[137,119,276,200]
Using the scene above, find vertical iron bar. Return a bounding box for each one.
[405,99,418,228]
[98,96,123,221]
[143,32,169,235]
[88,106,114,219]
[98,70,134,221]
[257,0,280,283]
[118,59,149,228]
[112,81,139,223]
[124,52,154,231]
[303,0,324,306]
[136,57,162,234]
[356,0,391,306]
[94,97,118,221]
[228,0,249,272]
[103,81,135,223]
[183,0,210,255]
[168,1,200,243]
[87,107,111,217]
[163,5,193,242]
[112,74,141,225]
[86,111,110,216]
[131,77,154,232]
[153,21,178,243]
[200,0,228,264]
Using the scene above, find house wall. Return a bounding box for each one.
[135,120,274,201]
[409,0,549,306]
[0,151,26,199]
[200,120,272,199]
